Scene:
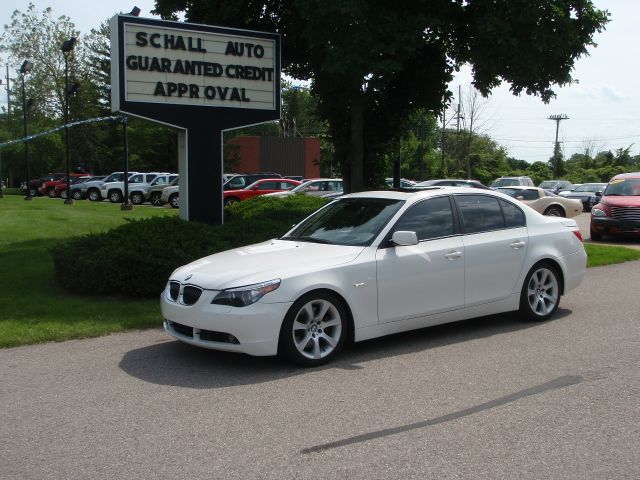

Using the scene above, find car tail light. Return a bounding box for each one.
[572,230,583,242]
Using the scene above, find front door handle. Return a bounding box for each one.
[510,240,526,249]
[444,250,463,260]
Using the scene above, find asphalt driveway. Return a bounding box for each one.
[1,260,639,479]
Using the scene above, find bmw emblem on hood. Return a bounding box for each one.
[184,274,193,281]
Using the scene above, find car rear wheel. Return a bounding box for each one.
[169,193,179,208]
[543,206,564,217]
[88,189,100,201]
[48,188,56,198]
[60,189,67,199]
[108,190,123,203]
[279,291,348,367]
[150,192,163,206]
[224,197,240,206]
[29,187,38,197]
[519,263,561,322]
[130,192,144,205]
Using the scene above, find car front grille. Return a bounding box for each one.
[182,286,203,305]
[169,281,180,301]
[167,282,203,306]
[610,206,640,221]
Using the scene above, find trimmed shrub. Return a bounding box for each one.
[51,195,329,298]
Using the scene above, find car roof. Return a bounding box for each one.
[610,172,640,180]
[343,186,498,201]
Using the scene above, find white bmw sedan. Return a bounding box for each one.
[161,188,587,366]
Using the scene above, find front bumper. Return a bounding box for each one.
[590,217,640,236]
[160,286,292,357]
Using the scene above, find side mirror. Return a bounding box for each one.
[595,191,602,197]
[392,231,418,246]
[516,195,524,200]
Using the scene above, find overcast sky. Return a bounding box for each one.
[2,1,635,163]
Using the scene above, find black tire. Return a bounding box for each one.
[60,189,67,199]
[224,196,240,206]
[169,193,179,209]
[72,190,82,200]
[278,291,348,367]
[29,187,39,197]
[519,262,561,322]
[47,188,56,198]
[590,228,603,241]
[88,188,101,201]
[108,189,123,203]
[543,206,564,217]
[130,191,144,205]
[150,192,163,206]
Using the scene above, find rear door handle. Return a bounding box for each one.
[510,240,526,249]
[445,250,463,260]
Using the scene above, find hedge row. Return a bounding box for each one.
[51,195,329,298]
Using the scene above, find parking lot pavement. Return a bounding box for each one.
[1,260,640,479]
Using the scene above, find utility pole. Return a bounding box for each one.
[441,109,446,177]
[455,85,462,176]
[548,114,568,177]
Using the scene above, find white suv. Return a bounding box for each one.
[490,176,535,188]
[101,172,168,203]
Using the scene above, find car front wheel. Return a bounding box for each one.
[150,192,163,206]
[88,189,100,201]
[130,192,144,205]
[72,190,82,200]
[169,193,179,208]
[108,190,123,203]
[279,291,348,366]
[519,263,561,322]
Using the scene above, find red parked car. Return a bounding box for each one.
[39,173,91,197]
[223,178,301,206]
[590,172,640,240]
[54,175,94,198]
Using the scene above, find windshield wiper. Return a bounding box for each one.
[281,236,333,244]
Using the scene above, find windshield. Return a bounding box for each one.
[282,197,405,246]
[604,179,640,196]
[574,184,604,192]
[539,181,557,188]
[491,178,521,187]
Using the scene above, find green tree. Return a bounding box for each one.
[154,0,609,193]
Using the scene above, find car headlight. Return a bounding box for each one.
[211,279,281,307]
[591,208,607,217]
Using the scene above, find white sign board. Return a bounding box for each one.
[111,19,278,112]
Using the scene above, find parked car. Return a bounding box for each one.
[55,175,94,199]
[590,172,640,240]
[538,180,574,194]
[161,187,587,366]
[558,183,606,211]
[265,179,343,198]
[414,178,490,189]
[38,173,90,197]
[385,178,417,188]
[497,186,582,218]
[23,173,65,197]
[490,176,535,188]
[160,185,179,208]
[100,172,165,203]
[146,175,179,206]
[86,172,139,201]
[127,173,178,205]
[223,178,301,206]
[223,172,282,190]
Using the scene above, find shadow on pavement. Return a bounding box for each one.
[119,308,573,389]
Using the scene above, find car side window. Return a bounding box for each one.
[522,189,539,200]
[129,174,142,183]
[455,195,505,234]
[258,181,277,190]
[499,199,525,228]
[393,196,454,241]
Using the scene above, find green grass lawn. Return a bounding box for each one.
[1,194,639,348]
[0,195,177,347]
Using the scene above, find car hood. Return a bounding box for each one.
[563,191,597,198]
[170,239,365,290]
[601,196,640,207]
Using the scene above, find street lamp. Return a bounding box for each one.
[61,37,77,205]
[20,60,34,201]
